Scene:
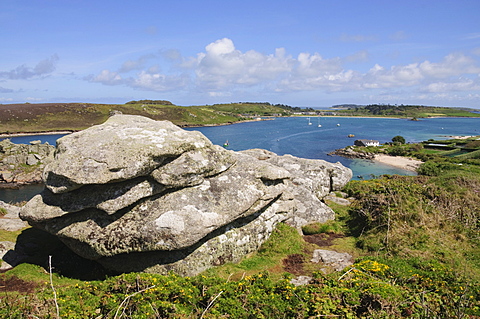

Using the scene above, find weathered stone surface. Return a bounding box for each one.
[151,145,235,188]
[0,139,55,186]
[0,241,16,269]
[21,177,167,223]
[44,115,212,193]
[20,115,352,276]
[0,201,28,231]
[290,276,313,286]
[34,152,290,260]
[311,249,353,272]
[240,149,352,229]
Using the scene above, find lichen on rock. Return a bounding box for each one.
[20,115,352,276]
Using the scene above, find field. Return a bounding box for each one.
[0,102,291,134]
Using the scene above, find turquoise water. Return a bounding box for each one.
[1,117,479,203]
[186,116,480,177]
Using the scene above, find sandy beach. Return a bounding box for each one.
[373,154,423,172]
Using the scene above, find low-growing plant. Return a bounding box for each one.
[302,220,342,235]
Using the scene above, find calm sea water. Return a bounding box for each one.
[2,117,479,203]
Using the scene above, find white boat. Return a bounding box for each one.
[307,117,312,125]
[317,117,322,127]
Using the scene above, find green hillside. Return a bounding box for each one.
[335,104,480,118]
[0,101,291,134]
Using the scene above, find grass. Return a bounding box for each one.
[0,136,479,317]
[0,228,24,242]
[203,223,305,280]
[0,102,291,134]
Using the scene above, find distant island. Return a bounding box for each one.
[0,100,479,135]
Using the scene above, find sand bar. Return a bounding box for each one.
[373,154,423,172]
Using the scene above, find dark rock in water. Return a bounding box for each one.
[20,115,352,276]
[328,146,375,159]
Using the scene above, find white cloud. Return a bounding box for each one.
[88,68,189,92]
[82,38,480,104]
[194,38,293,90]
[422,78,480,93]
[130,71,189,91]
[90,70,123,85]
[419,53,480,78]
[118,54,156,73]
[0,55,59,80]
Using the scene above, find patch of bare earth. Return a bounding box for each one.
[303,233,344,247]
[283,233,345,274]
[0,275,38,294]
[283,254,305,275]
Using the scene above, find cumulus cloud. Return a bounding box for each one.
[0,55,59,80]
[88,68,189,92]
[194,38,293,90]
[422,78,480,93]
[418,53,480,78]
[84,38,480,103]
[90,69,123,85]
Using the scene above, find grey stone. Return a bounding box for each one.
[19,115,352,275]
[240,149,352,229]
[311,249,353,272]
[26,154,39,165]
[290,276,313,286]
[44,115,212,193]
[0,241,16,269]
[0,201,27,231]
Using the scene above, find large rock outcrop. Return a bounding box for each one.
[0,139,55,185]
[20,115,352,276]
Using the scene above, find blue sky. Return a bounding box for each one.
[1,0,479,108]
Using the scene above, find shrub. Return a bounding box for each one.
[418,161,441,176]
[392,135,406,144]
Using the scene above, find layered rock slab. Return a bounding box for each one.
[20,115,352,276]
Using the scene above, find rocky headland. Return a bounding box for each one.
[18,114,352,276]
[0,139,55,188]
[328,146,375,159]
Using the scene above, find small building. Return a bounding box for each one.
[354,139,380,147]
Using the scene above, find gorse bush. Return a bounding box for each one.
[2,137,480,318]
[2,259,478,318]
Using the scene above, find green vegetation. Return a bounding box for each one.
[335,104,480,118]
[391,135,406,144]
[1,134,479,317]
[2,154,479,318]
[0,101,293,134]
[2,102,478,135]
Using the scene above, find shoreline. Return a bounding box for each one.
[0,131,75,138]
[0,118,275,137]
[373,154,423,172]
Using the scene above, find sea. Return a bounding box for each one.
[1,116,479,203]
